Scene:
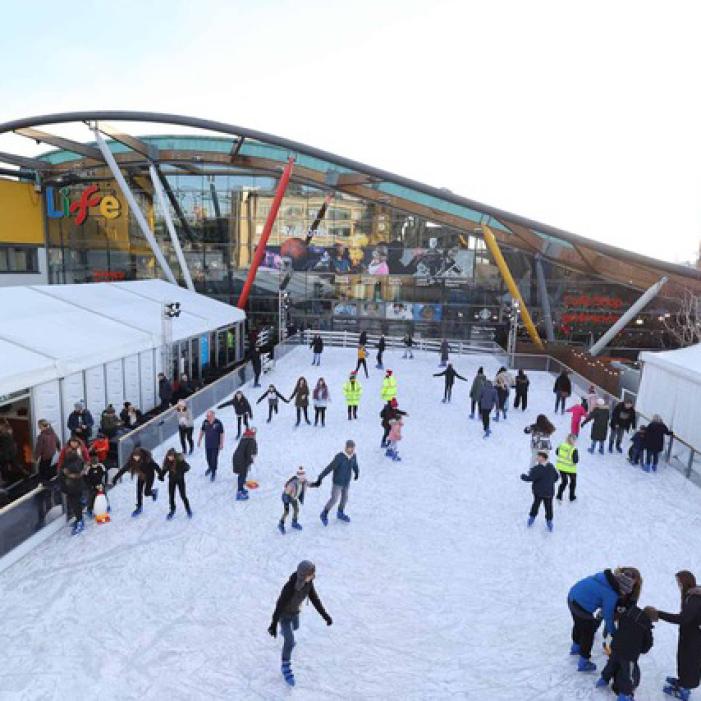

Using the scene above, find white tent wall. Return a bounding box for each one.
[123,355,141,409]
[31,381,62,441]
[84,366,107,431]
[60,373,85,444]
[139,351,156,411]
[105,361,125,411]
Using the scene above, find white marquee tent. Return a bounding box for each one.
[637,344,701,451]
[0,280,245,442]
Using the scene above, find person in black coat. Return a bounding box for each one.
[376,335,386,369]
[609,399,637,453]
[288,377,311,426]
[582,399,610,455]
[433,363,467,403]
[268,560,332,686]
[380,398,408,448]
[157,373,173,410]
[651,570,701,698]
[597,603,655,698]
[159,448,192,519]
[172,374,194,404]
[402,333,414,359]
[249,347,262,387]
[643,414,672,472]
[553,371,572,414]
[358,330,368,347]
[310,334,324,366]
[256,384,289,423]
[514,369,530,411]
[521,451,559,531]
[112,447,162,517]
[84,456,106,517]
[218,391,253,439]
[232,427,257,500]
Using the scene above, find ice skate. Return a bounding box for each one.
[527,516,535,527]
[392,452,402,462]
[337,511,351,523]
[577,657,596,672]
[166,510,175,520]
[278,521,285,534]
[569,643,581,656]
[617,694,633,701]
[663,686,690,700]
[71,519,84,535]
[151,488,159,502]
[236,490,249,501]
[320,510,329,526]
[595,677,608,688]
[131,506,142,517]
[546,520,553,532]
[291,519,303,530]
[281,661,295,686]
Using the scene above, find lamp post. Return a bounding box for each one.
[162,302,181,379]
[507,299,520,368]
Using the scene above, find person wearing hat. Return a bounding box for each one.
[581,398,610,455]
[67,402,94,443]
[232,427,257,501]
[520,450,559,532]
[343,372,363,420]
[268,560,333,687]
[433,362,467,403]
[311,440,359,525]
[380,369,398,403]
[380,398,408,448]
[278,467,308,534]
[469,367,487,419]
[567,567,641,673]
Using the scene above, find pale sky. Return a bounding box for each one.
[2,0,700,264]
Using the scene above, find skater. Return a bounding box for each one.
[311,439,359,525]
[343,371,363,420]
[67,402,94,443]
[84,455,106,518]
[112,447,162,517]
[478,380,498,437]
[553,370,572,414]
[566,399,589,437]
[555,434,579,501]
[175,399,194,454]
[158,373,173,410]
[643,414,672,472]
[402,332,414,359]
[197,410,224,481]
[256,384,289,423]
[232,426,257,501]
[650,570,701,700]
[309,334,324,366]
[159,448,192,519]
[609,399,637,453]
[439,338,450,367]
[380,369,398,402]
[268,561,332,687]
[312,378,330,427]
[567,568,640,672]
[520,451,559,532]
[494,367,514,419]
[584,384,598,412]
[386,415,404,461]
[60,451,86,535]
[524,414,556,465]
[34,419,60,485]
[57,435,90,471]
[376,334,386,369]
[433,363,467,403]
[218,390,253,438]
[582,398,610,455]
[359,329,368,347]
[249,346,262,387]
[355,344,369,378]
[278,466,307,533]
[288,377,311,426]
[628,425,646,466]
[469,367,487,418]
[513,369,530,411]
[596,603,655,701]
[380,398,407,448]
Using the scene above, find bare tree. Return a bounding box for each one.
[663,289,701,346]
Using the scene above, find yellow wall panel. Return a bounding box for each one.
[0,179,44,245]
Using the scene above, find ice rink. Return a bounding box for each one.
[2,345,699,700]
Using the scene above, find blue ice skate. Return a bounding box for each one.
[337,511,351,523]
[493,414,500,422]
[151,488,159,502]
[278,521,285,534]
[577,657,596,672]
[598,445,605,455]
[71,519,85,535]
[186,509,193,519]
[546,520,554,532]
[570,643,581,656]
[320,510,329,526]
[392,453,402,462]
[617,694,633,701]
[664,684,690,700]
[131,506,142,517]
[666,677,679,687]
[642,464,651,473]
[483,429,491,438]
[527,516,535,527]
[385,448,396,458]
[595,677,608,688]
[166,510,175,520]
[291,519,303,531]
[469,413,475,419]
[236,490,249,501]
[281,661,295,686]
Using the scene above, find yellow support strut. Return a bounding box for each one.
[480,224,544,349]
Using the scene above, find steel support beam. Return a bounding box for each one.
[480,224,544,349]
[154,165,196,243]
[149,163,194,290]
[0,151,50,170]
[15,127,102,160]
[534,254,555,342]
[92,127,178,285]
[305,193,333,245]
[237,156,295,309]
[230,137,245,160]
[209,181,234,303]
[589,276,669,356]
[96,122,158,160]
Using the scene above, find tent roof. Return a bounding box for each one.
[639,344,701,381]
[0,280,245,396]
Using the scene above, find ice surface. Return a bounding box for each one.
[1,346,698,700]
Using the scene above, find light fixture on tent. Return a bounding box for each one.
[164,302,181,319]
[162,302,182,380]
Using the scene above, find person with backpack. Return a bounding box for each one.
[310,334,324,366]
[555,434,579,502]
[288,377,311,427]
[159,448,192,519]
[609,399,637,454]
[197,410,224,481]
[643,414,673,472]
[268,560,332,687]
[433,363,467,403]
[402,332,414,359]
[355,344,369,378]
[112,447,162,517]
[218,390,253,439]
[57,435,90,472]
[520,451,559,532]
[478,380,498,437]
[256,384,289,423]
[469,367,487,419]
[277,466,307,534]
[343,371,363,420]
[376,334,386,369]
[310,439,359,525]
[553,370,572,414]
[582,398,610,455]
[524,414,556,467]
[232,427,257,501]
[61,451,87,535]
[513,369,530,411]
[312,378,330,427]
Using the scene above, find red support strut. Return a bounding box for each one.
[236,156,295,310]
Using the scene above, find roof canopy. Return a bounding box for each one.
[0,280,244,396]
[0,111,699,295]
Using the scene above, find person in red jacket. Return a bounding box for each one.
[566,400,589,437]
[57,436,90,470]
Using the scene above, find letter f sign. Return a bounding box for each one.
[70,184,101,225]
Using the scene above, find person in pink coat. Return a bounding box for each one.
[386,417,403,462]
[566,401,589,437]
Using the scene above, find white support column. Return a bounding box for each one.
[149,164,195,291]
[589,276,669,356]
[91,126,178,285]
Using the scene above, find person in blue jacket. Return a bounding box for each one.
[567,567,641,673]
[310,440,359,525]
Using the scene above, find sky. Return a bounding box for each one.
[2,0,700,264]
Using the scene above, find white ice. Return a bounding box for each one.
[1,346,699,701]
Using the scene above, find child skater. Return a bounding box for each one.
[312,378,330,427]
[386,416,404,462]
[159,447,192,520]
[256,384,289,423]
[85,454,106,518]
[628,425,647,466]
[278,466,307,534]
[566,399,589,437]
[521,451,559,532]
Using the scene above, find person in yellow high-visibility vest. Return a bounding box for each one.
[555,434,579,502]
[380,369,397,402]
[343,371,363,420]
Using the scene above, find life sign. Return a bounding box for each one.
[46,185,121,225]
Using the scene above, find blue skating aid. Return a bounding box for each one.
[281,661,295,686]
[131,506,142,517]
[577,657,596,672]
[291,520,303,531]
[278,521,285,535]
[336,511,351,523]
